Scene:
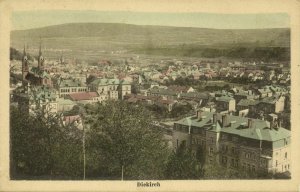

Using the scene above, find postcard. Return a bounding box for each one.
[0,0,300,191]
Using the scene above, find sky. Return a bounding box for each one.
[11,10,290,30]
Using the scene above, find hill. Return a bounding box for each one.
[10,23,290,61]
[11,23,290,46]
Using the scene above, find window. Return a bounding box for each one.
[192,138,196,145]
[209,147,214,155]
[276,160,278,167]
[222,156,227,165]
[285,152,287,159]
[201,140,205,146]
[222,134,228,140]
[230,159,234,167]
[252,165,255,172]
[197,139,201,145]
[235,159,239,167]
[233,136,239,142]
[245,152,250,158]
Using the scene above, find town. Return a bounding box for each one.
[9,39,291,179]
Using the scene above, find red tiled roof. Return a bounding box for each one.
[69,92,98,101]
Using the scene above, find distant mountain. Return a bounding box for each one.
[11,23,290,48]
[10,23,290,61]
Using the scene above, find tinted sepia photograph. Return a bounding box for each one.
[1,0,300,191]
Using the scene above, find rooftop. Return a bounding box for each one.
[69,92,98,101]
[175,111,290,142]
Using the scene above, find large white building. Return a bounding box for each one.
[89,78,131,100]
[173,110,290,174]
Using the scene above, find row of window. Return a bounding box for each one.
[191,138,206,146]
[244,152,258,160]
[191,127,206,135]
[242,163,256,172]
[174,124,189,132]
[221,145,239,155]
[221,134,239,142]
[221,156,239,168]
[60,88,87,93]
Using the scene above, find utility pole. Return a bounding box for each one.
[79,111,86,180]
[82,117,86,180]
[121,165,124,181]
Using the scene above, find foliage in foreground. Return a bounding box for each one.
[10,106,83,179]
[85,101,170,180]
[10,101,285,180]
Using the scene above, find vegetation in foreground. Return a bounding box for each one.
[10,101,288,180]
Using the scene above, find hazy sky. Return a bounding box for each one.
[12,10,290,30]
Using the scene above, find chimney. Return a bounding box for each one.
[197,110,202,119]
[213,113,217,124]
[278,119,282,128]
[270,120,274,130]
[248,119,253,129]
[222,114,229,127]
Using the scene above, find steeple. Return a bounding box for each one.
[22,43,29,81]
[23,43,26,55]
[38,38,45,70]
[39,38,42,56]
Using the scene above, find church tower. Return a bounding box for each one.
[22,44,29,81]
[38,41,45,70]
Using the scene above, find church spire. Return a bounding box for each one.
[22,42,29,82]
[39,37,42,56]
[38,37,45,70]
[23,43,26,55]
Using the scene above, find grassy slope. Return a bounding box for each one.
[11,23,290,61]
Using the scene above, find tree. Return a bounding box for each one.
[146,103,168,119]
[86,75,97,84]
[85,101,170,180]
[131,82,140,94]
[203,160,272,179]
[170,103,193,118]
[164,143,204,179]
[10,105,83,179]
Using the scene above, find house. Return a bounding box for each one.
[89,78,131,100]
[254,87,273,98]
[148,87,178,100]
[56,78,88,98]
[215,96,236,112]
[256,95,285,114]
[168,85,195,93]
[233,89,257,103]
[236,99,259,117]
[14,85,58,114]
[173,110,291,174]
[179,92,210,107]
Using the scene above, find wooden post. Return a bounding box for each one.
[121,165,124,181]
[82,117,86,180]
